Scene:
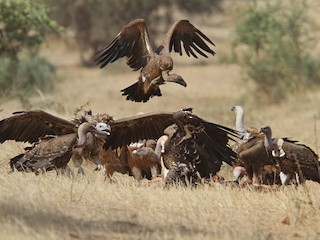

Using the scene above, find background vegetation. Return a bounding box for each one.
[0,0,60,103]
[1,1,320,239]
[42,0,223,66]
[231,0,320,101]
[1,0,319,104]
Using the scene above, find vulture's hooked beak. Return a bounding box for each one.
[164,73,187,87]
[95,122,111,136]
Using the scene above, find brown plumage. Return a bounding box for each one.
[10,122,109,174]
[262,129,320,185]
[103,108,239,185]
[73,111,113,173]
[233,126,279,185]
[127,139,160,180]
[95,19,215,102]
[0,110,78,144]
[99,147,132,178]
[0,109,110,174]
[100,139,162,180]
[230,106,279,185]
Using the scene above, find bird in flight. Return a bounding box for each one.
[95,19,215,102]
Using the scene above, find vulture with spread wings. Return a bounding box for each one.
[0,110,110,174]
[103,109,239,184]
[95,19,215,102]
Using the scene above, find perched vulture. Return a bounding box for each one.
[95,19,215,102]
[0,109,110,174]
[261,127,320,185]
[103,108,239,185]
[10,122,109,174]
[230,106,279,185]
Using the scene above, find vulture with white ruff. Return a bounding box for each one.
[0,110,110,175]
[10,122,109,174]
[95,19,215,102]
[260,126,320,185]
[230,106,280,185]
[103,108,239,185]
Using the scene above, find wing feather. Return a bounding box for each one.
[95,19,153,71]
[163,20,215,58]
[104,112,176,150]
[0,110,77,144]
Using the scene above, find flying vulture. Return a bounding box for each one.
[95,19,215,102]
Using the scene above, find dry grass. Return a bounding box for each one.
[1,2,320,238]
[1,62,320,239]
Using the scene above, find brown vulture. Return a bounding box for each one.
[261,127,320,185]
[0,110,110,175]
[230,106,280,185]
[103,108,239,185]
[95,19,215,102]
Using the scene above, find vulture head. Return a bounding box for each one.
[271,138,286,158]
[230,105,244,114]
[95,122,111,136]
[259,125,272,135]
[233,166,247,183]
[163,73,187,87]
[74,122,110,148]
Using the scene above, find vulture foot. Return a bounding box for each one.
[176,126,192,146]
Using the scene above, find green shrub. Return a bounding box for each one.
[0,0,60,102]
[0,53,56,102]
[232,0,320,102]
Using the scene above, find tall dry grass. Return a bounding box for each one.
[1,2,320,238]
[0,162,320,239]
[1,63,320,239]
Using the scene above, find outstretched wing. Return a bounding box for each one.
[0,110,77,144]
[105,112,176,150]
[162,20,215,58]
[95,19,153,71]
[104,109,240,165]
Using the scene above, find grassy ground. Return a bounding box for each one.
[1,63,320,240]
[1,2,320,238]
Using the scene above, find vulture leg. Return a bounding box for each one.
[91,154,105,173]
[72,149,85,176]
[176,125,192,146]
[280,172,290,185]
[56,165,73,178]
[252,165,262,185]
[150,165,158,179]
[132,166,142,180]
[149,75,163,86]
[161,157,169,178]
[244,164,254,184]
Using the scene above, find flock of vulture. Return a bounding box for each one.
[1,19,319,187]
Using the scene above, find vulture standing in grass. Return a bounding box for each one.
[260,126,320,185]
[100,139,160,180]
[10,122,109,175]
[123,139,162,180]
[95,19,215,102]
[103,108,239,185]
[0,109,110,175]
[230,106,280,185]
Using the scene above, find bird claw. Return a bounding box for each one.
[176,126,192,145]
